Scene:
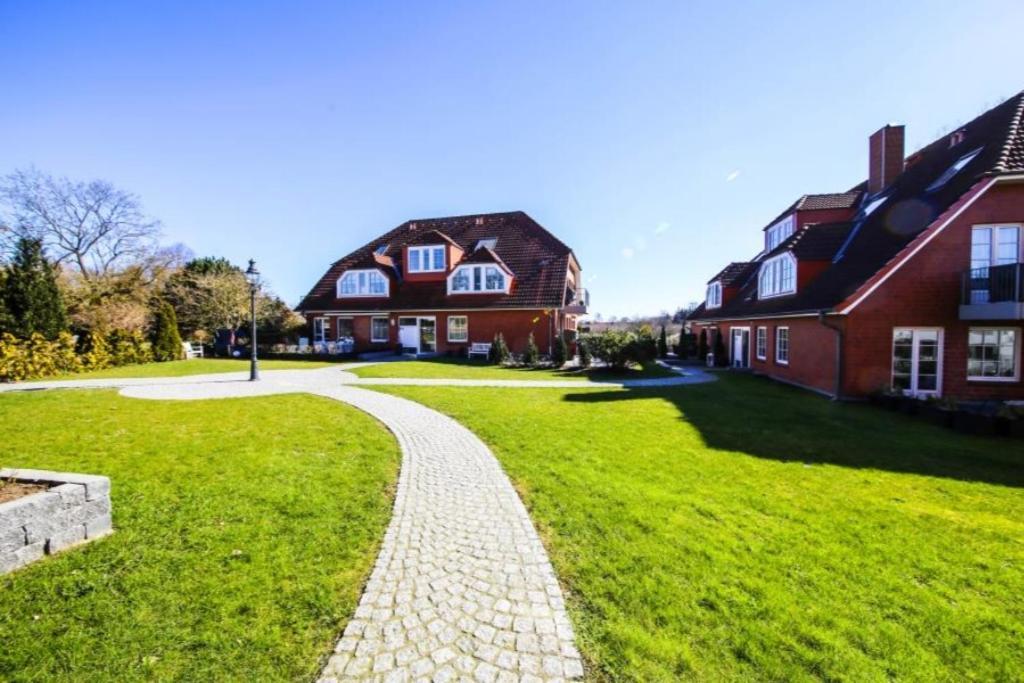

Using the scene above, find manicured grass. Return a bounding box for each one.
[47,358,333,380]
[0,390,399,681]
[373,374,1024,681]
[349,357,675,381]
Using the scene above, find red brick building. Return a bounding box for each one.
[689,91,1024,401]
[296,211,587,356]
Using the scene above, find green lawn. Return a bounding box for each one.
[0,390,399,681]
[349,357,675,381]
[47,358,333,380]
[373,374,1024,681]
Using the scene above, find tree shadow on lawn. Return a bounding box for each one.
[562,373,1024,488]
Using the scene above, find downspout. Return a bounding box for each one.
[817,310,844,400]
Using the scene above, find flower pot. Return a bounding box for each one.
[952,410,998,437]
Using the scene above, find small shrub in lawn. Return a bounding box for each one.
[579,328,657,370]
[578,337,592,367]
[658,325,669,358]
[552,333,568,367]
[697,329,709,362]
[489,332,510,364]
[151,301,184,362]
[713,331,727,367]
[523,332,540,366]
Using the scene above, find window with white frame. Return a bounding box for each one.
[756,327,767,360]
[765,215,795,251]
[967,328,1018,380]
[337,269,389,297]
[775,326,789,364]
[448,265,509,294]
[447,315,468,342]
[313,317,327,343]
[758,253,797,299]
[371,317,389,343]
[407,245,446,273]
[706,281,722,309]
[337,318,354,339]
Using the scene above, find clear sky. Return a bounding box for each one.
[2,1,1022,318]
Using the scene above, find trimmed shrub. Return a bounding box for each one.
[108,329,153,366]
[658,325,669,358]
[151,301,184,362]
[713,331,727,367]
[77,330,112,369]
[697,329,709,362]
[552,333,568,367]
[578,336,592,367]
[579,329,657,370]
[488,332,510,365]
[0,332,81,382]
[522,332,540,366]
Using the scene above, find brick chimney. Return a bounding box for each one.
[868,124,905,193]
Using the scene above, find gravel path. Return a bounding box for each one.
[0,364,712,681]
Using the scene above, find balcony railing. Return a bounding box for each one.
[565,287,589,314]
[961,263,1023,304]
[960,263,1024,319]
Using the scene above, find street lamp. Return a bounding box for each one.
[245,259,260,381]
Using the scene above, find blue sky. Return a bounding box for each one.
[2,1,1022,318]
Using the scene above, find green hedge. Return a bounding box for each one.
[0,330,153,382]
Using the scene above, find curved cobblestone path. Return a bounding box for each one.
[0,365,714,681]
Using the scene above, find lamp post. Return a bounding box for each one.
[245,259,260,381]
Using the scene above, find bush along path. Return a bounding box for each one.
[3,367,597,681]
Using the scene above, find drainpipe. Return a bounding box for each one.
[817,310,844,401]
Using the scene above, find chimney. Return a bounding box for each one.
[868,124,905,194]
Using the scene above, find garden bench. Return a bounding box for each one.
[468,342,492,359]
[182,341,204,359]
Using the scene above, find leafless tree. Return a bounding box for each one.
[0,168,162,280]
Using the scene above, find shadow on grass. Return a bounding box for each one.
[563,372,1024,487]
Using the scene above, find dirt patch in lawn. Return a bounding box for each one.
[0,481,50,504]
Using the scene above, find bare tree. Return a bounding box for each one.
[0,168,161,280]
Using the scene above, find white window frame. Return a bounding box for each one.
[891,327,944,397]
[336,269,389,297]
[447,315,469,343]
[765,215,795,251]
[705,281,722,309]
[407,245,447,273]
[447,264,512,295]
[313,317,328,343]
[336,317,354,340]
[755,326,767,360]
[967,327,1020,383]
[758,253,797,299]
[370,316,390,343]
[775,326,789,365]
[970,223,1022,270]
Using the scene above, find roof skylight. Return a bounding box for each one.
[374,244,389,255]
[926,146,983,192]
[861,195,887,218]
[475,238,497,251]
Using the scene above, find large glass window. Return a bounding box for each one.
[759,254,797,298]
[313,318,327,343]
[765,215,795,251]
[337,270,388,297]
[371,317,389,343]
[485,267,504,291]
[967,328,1018,380]
[775,326,789,364]
[756,327,767,360]
[449,265,509,294]
[891,328,941,395]
[447,316,468,342]
[408,245,446,272]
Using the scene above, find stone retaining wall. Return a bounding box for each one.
[0,468,112,575]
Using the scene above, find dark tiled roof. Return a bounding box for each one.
[766,222,853,261]
[460,246,513,273]
[298,211,574,312]
[406,229,461,248]
[708,261,758,286]
[692,90,1024,321]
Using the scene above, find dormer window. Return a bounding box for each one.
[408,245,446,273]
[758,253,796,299]
[765,215,795,251]
[337,269,389,297]
[448,264,511,294]
[706,281,722,309]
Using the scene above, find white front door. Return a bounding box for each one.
[731,328,750,369]
[892,328,943,396]
[398,318,418,352]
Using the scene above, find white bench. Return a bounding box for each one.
[468,342,492,359]
[182,342,204,359]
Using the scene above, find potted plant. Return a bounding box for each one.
[951,403,999,437]
[920,395,957,429]
[995,404,1024,438]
